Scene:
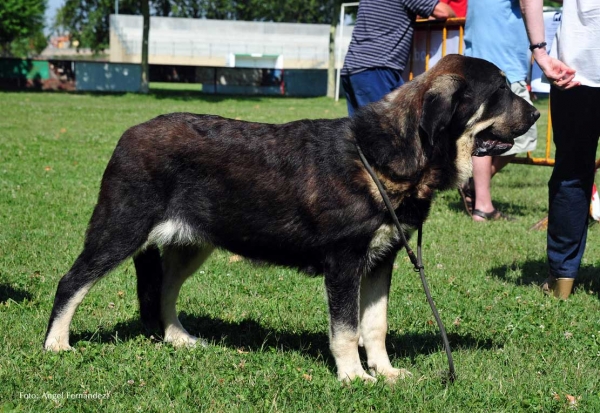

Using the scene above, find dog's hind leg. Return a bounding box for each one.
[160,244,214,347]
[325,258,375,382]
[134,246,163,330]
[44,235,146,352]
[44,189,157,352]
[360,253,411,382]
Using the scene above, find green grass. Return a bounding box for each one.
[1,89,600,412]
[150,82,203,92]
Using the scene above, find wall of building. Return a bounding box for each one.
[0,58,332,96]
[75,62,141,92]
[109,15,353,70]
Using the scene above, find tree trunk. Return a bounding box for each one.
[327,2,343,99]
[140,0,150,94]
[326,23,336,99]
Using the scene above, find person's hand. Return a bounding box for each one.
[431,2,456,20]
[535,53,580,90]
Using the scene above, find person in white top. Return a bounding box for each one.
[520,0,600,298]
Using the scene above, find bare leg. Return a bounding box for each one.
[472,154,515,220]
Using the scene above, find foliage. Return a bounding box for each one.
[0,0,46,57]
[8,30,48,58]
[1,89,600,411]
[543,0,563,8]
[170,0,340,23]
[54,0,141,53]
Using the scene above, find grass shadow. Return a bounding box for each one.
[71,312,500,374]
[387,330,496,362]
[146,89,330,103]
[569,265,600,298]
[148,89,263,103]
[490,258,600,298]
[2,87,323,104]
[447,196,531,219]
[0,283,32,304]
[489,259,547,286]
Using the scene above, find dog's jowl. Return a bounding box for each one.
[44,55,539,382]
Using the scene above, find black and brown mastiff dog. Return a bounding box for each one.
[45,54,539,382]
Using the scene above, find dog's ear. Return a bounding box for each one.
[419,74,467,146]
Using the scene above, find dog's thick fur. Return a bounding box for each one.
[44,55,539,382]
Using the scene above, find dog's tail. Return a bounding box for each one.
[133,246,163,331]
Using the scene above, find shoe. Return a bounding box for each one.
[541,275,574,299]
[458,178,474,216]
[472,208,515,221]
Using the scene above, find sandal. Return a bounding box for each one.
[457,178,475,216]
[472,208,515,221]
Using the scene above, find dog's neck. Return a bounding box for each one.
[352,103,450,209]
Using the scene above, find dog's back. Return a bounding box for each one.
[102,113,379,267]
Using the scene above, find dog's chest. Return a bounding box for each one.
[367,223,404,263]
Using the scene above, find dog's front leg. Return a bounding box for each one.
[325,263,374,382]
[360,254,412,382]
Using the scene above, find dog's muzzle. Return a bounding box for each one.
[472,107,540,157]
[472,139,514,156]
[472,128,514,157]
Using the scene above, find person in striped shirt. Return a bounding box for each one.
[341,0,456,116]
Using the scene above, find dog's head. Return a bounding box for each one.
[416,54,540,157]
[361,54,540,189]
[352,55,540,194]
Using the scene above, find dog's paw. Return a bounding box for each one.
[164,328,208,348]
[371,367,413,383]
[44,338,73,352]
[338,369,377,383]
[165,334,198,348]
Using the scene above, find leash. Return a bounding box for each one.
[355,143,456,383]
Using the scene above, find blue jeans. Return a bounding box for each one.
[547,86,600,278]
[341,68,404,116]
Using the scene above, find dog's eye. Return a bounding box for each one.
[499,83,507,90]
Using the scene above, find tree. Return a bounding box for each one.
[141,0,150,93]
[170,0,205,19]
[9,30,48,58]
[326,1,343,98]
[54,0,144,53]
[0,0,46,57]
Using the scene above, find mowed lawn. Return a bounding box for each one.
[1,87,600,412]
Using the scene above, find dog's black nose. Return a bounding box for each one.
[532,109,541,122]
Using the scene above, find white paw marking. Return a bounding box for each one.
[44,339,73,352]
[371,367,413,383]
[338,369,377,383]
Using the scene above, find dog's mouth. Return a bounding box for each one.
[472,127,514,157]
